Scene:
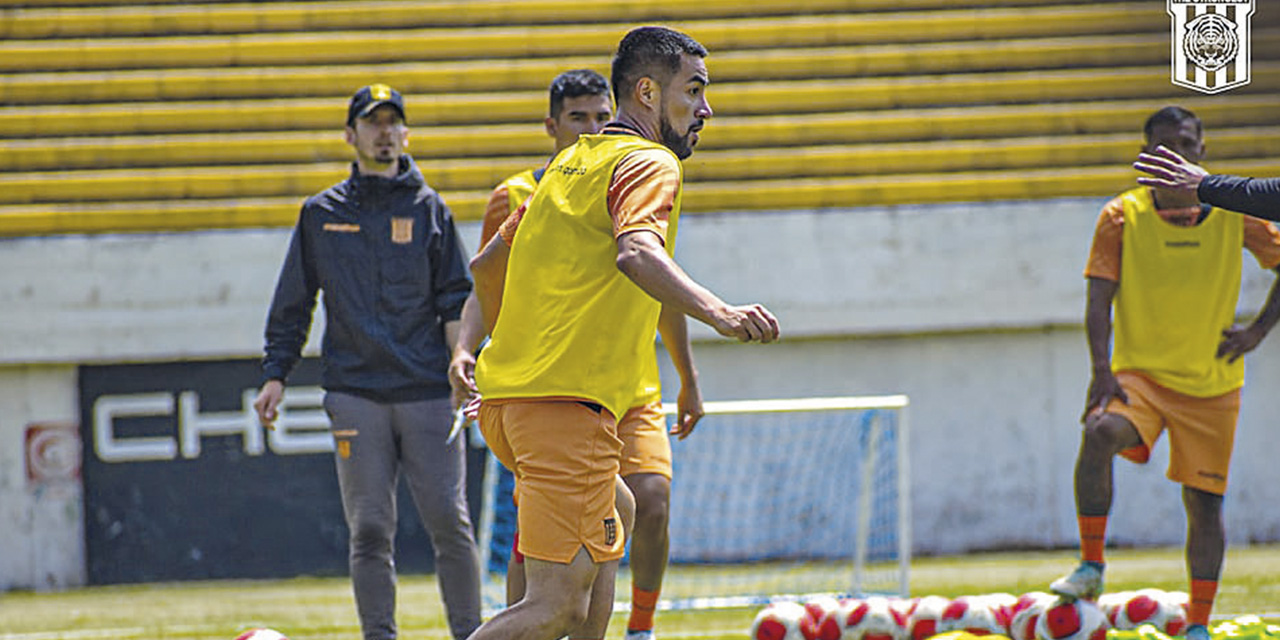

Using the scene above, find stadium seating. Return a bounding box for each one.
[1,0,1278,236]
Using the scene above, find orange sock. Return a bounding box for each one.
[1189,579,1218,627]
[628,587,660,632]
[1079,515,1108,564]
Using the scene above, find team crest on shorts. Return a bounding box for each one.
[1168,0,1253,94]
[391,217,414,244]
[603,517,618,546]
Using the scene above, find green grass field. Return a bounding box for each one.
[2,544,1278,640]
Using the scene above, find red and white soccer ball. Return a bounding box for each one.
[1035,598,1110,640]
[754,602,811,640]
[906,595,951,640]
[806,595,844,622]
[888,597,918,623]
[1111,589,1188,635]
[805,596,845,640]
[938,595,1006,635]
[1007,592,1058,640]
[234,630,288,640]
[828,596,907,640]
[984,593,1019,633]
[1096,591,1131,625]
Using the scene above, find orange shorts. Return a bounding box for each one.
[1103,370,1240,495]
[617,400,673,479]
[479,398,626,563]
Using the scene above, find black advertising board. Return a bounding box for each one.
[79,359,484,585]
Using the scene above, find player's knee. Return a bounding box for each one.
[1081,413,1138,455]
[626,475,670,530]
[634,489,669,532]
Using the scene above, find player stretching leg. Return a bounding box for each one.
[1050,107,1280,640]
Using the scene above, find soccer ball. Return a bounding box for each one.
[1164,590,1191,625]
[889,597,918,621]
[1096,591,1132,625]
[1035,599,1110,640]
[1008,593,1057,640]
[906,595,951,640]
[984,593,1019,632]
[233,630,288,640]
[1111,589,1188,635]
[754,602,811,640]
[817,598,862,640]
[938,595,1005,635]
[805,596,845,640]
[901,593,952,640]
[838,596,907,640]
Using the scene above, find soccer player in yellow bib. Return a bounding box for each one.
[450,68,701,640]
[1050,106,1280,640]
[461,26,780,640]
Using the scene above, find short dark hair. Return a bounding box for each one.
[1144,105,1202,141]
[610,26,708,105]
[548,69,611,119]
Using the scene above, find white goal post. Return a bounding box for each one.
[475,394,911,612]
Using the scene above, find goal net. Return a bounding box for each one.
[474,395,911,612]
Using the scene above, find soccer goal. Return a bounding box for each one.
[474,394,911,612]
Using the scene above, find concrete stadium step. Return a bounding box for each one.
[0,0,1088,38]
[5,128,1278,204]
[7,158,1280,238]
[7,95,1280,173]
[0,4,1165,72]
[6,63,1278,139]
[13,31,1280,106]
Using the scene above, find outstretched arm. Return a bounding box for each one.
[615,230,779,343]
[1199,174,1280,222]
[1135,145,1280,220]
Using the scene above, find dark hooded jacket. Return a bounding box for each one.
[262,155,472,402]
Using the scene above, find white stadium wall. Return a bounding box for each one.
[4,198,1280,590]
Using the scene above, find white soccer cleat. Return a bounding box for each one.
[1049,562,1105,601]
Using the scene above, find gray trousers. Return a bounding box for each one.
[324,392,482,640]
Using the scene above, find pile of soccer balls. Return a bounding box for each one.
[749,589,1192,640]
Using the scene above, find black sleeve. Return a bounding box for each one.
[262,208,320,383]
[1198,174,1280,221]
[428,196,474,323]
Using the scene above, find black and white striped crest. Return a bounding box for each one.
[1169,0,1254,94]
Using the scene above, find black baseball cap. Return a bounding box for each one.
[346,84,406,126]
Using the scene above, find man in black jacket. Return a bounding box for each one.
[253,84,481,640]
